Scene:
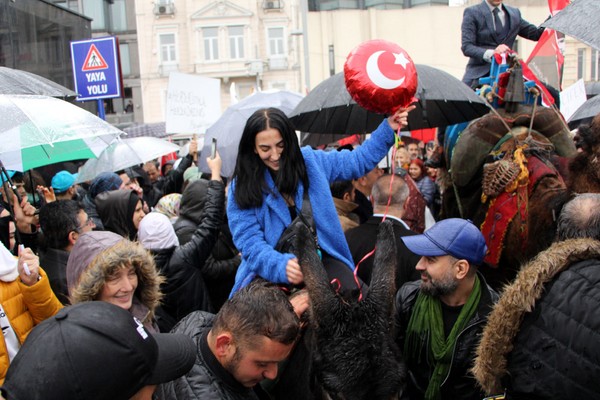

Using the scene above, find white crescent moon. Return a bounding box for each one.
[366,50,405,90]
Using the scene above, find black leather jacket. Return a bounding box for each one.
[155,311,264,400]
[153,180,224,330]
[395,273,499,400]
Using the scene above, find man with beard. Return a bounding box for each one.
[156,279,302,399]
[395,218,498,400]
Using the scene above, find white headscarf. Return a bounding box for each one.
[137,212,180,251]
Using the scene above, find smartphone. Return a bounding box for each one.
[211,138,217,159]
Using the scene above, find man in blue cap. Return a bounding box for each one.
[395,218,499,400]
[50,170,79,201]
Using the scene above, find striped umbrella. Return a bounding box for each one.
[0,95,123,171]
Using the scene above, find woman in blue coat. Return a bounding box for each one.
[227,106,413,295]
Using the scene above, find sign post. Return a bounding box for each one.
[70,36,122,120]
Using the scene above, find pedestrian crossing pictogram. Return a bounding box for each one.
[82,44,109,71]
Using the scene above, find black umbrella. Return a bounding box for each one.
[0,67,76,98]
[568,94,600,129]
[289,65,490,135]
[542,0,600,51]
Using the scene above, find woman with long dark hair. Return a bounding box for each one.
[227,106,413,294]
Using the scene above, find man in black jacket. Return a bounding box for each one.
[156,279,301,400]
[38,200,95,304]
[474,193,600,399]
[396,218,498,400]
[345,174,420,289]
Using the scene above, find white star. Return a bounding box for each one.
[394,52,410,69]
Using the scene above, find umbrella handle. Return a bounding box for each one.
[0,164,22,205]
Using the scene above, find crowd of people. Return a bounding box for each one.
[0,0,597,397]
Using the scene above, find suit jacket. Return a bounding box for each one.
[461,1,544,85]
[345,216,421,290]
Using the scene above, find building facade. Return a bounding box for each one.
[136,0,596,127]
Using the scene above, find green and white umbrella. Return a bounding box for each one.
[0,95,123,171]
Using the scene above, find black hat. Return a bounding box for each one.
[2,302,196,400]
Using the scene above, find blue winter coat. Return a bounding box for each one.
[227,118,395,294]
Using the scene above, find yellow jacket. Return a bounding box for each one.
[0,268,62,384]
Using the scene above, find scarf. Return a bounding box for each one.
[404,275,481,400]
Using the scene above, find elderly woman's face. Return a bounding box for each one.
[99,265,138,310]
[255,128,284,171]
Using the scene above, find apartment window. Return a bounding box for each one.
[203,27,219,61]
[119,43,131,76]
[577,48,586,80]
[229,26,245,59]
[82,0,107,30]
[110,0,128,32]
[592,49,598,81]
[267,27,285,56]
[160,33,177,63]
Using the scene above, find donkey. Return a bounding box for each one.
[288,220,406,400]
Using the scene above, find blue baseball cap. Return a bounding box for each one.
[401,218,488,265]
[51,170,78,193]
[0,170,16,185]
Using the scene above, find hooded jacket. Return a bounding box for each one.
[0,244,62,384]
[66,231,164,332]
[395,273,499,400]
[138,181,224,328]
[473,238,600,399]
[95,190,140,240]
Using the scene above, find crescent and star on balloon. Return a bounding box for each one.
[366,51,411,90]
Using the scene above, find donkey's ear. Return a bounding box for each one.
[296,224,328,285]
[367,220,397,304]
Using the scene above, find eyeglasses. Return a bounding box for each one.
[76,217,95,232]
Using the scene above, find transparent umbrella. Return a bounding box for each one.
[0,67,77,98]
[76,136,181,183]
[0,95,123,171]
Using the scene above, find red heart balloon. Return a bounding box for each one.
[344,39,418,115]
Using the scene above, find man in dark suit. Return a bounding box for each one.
[345,174,420,290]
[461,0,545,88]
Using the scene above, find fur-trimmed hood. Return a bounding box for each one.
[66,231,164,327]
[473,238,600,394]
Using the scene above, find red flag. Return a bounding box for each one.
[526,0,570,90]
[410,128,437,143]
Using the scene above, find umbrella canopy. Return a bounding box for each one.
[0,67,77,98]
[568,94,600,129]
[585,81,600,98]
[123,122,168,138]
[76,137,181,183]
[0,95,123,171]
[289,65,490,135]
[198,90,304,178]
[542,0,600,51]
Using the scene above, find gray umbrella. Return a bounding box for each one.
[585,81,600,98]
[198,90,303,178]
[123,122,168,138]
[0,67,76,98]
[542,0,600,51]
[568,94,600,129]
[289,65,490,135]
